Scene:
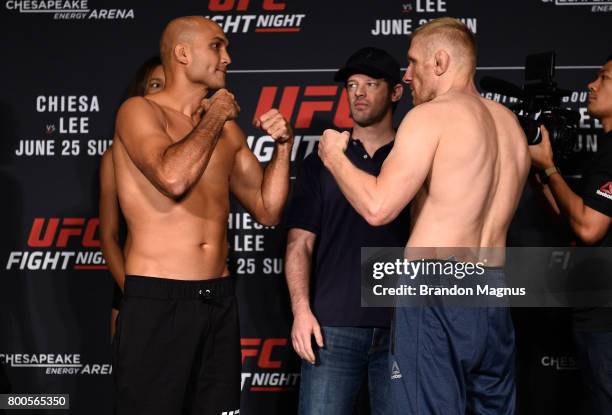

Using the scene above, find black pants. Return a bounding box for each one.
[574,330,612,415]
[113,275,241,415]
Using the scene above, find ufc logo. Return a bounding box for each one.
[27,218,100,248]
[254,85,352,129]
[241,338,287,369]
[209,0,285,11]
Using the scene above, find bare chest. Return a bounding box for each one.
[162,109,236,196]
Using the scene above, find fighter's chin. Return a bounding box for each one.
[208,79,226,91]
[412,93,433,106]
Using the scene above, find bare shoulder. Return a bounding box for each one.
[430,93,480,119]
[480,97,529,162]
[394,101,445,149]
[480,97,520,123]
[116,97,164,132]
[478,97,526,141]
[400,94,474,133]
[400,100,445,129]
[222,120,248,150]
[117,96,153,118]
[114,96,170,153]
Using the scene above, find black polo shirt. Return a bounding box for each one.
[573,131,612,332]
[285,137,411,328]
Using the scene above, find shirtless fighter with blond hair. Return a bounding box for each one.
[111,16,293,415]
[318,18,530,414]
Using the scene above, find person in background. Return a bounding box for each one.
[285,47,408,415]
[99,56,165,337]
[529,54,612,415]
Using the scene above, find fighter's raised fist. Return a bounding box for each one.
[191,97,208,124]
[318,129,350,166]
[208,88,240,121]
[253,109,293,144]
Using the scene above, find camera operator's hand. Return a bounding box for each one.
[529,125,555,170]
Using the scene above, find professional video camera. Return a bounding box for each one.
[480,52,580,161]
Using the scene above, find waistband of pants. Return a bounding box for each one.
[124,275,235,300]
[399,259,506,289]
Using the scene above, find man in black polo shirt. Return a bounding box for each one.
[529,54,612,414]
[284,47,410,414]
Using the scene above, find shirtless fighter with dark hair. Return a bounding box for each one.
[111,16,293,415]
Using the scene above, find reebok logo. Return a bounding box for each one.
[596,181,612,200]
[391,361,402,380]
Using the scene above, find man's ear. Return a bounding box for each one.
[433,49,450,76]
[173,43,190,65]
[391,83,404,103]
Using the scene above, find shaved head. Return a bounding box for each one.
[158,16,230,90]
[160,16,224,69]
[412,17,476,75]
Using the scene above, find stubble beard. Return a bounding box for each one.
[351,100,392,128]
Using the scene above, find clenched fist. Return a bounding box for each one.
[191,97,208,124]
[206,89,240,121]
[318,129,350,167]
[253,109,293,144]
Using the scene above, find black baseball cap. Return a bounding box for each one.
[334,47,401,85]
